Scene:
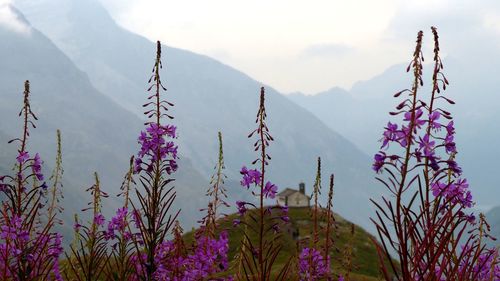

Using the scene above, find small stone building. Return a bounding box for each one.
[277,182,310,207]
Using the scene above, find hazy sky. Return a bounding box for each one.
[96,0,500,94]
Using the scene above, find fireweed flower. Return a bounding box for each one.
[397,125,411,147]
[445,120,455,135]
[0,216,29,241]
[380,122,399,149]
[236,201,247,215]
[446,160,462,175]
[298,247,329,280]
[370,28,495,280]
[372,153,386,173]
[263,181,278,199]
[65,173,110,281]
[444,135,457,154]
[470,249,500,280]
[135,123,178,174]
[106,216,133,242]
[403,108,426,129]
[32,153,44,181]
[16,151,29,163]
[94,213,105,226]
[73,221,82,232]
[429,111,441,131]
[128,42,182,280]
[239,166,262,188]
[431,179,473,209]
[234,87,290,279]
[418,134,435,157]
[149,232,230,280]
[0,81,63,280]
[108,207,129,232]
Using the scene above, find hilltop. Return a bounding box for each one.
[184,206,391,280]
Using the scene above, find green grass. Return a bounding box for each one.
[184,206,394,280]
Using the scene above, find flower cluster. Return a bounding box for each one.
[239,166,278,199]
[372,29,471,212]
[32,153,44,181]
[148,232,231,280]
[105,207,131,240]
[0,216,63,280]
[134,123,178,174]
[431,179,473,208]
[2,29,498,281]
[470,249,500,280]
[298,247,329,281]
[370,27,500,281]
[0,216,29,243]
[8,150,48,191]
[239,166,261,188]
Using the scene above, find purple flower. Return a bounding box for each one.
[236,201,247,215]
[381,122,399,149]
[16,151,29,164]
[396,125,411,147]
[94,213,105,226]
[431,181,447,197]
[135,123,178,174]
[418,134,435,157]
[240,166,262,188]
[404,109,426,129]
[1,216,29,241]
[428,155,440,171]
[107,207,128,234]
[134,158,143,173]
[431,179,473,208]
[280,216,290,223]
[429,111,441,130]
[32,153,44,181]
[150,232,230,280]
[298,247,329,280]
[263,181,278,199]
[444,134,456,154]
[372,153,386,173]
[445,121,455,135]
[272,224,280,232]
[131,209,141,229]
[73,222,82,232]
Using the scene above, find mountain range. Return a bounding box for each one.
[289,55,500,211]
[1,0,382,239]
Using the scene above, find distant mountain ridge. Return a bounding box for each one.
[10,0,383,232]
[288,57,500,209]
[0,5,218,238]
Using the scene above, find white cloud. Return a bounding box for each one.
[483,12,500,33]
[300,43,354,58]
[0,0,31,35]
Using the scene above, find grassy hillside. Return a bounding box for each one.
[185,206,390,280]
